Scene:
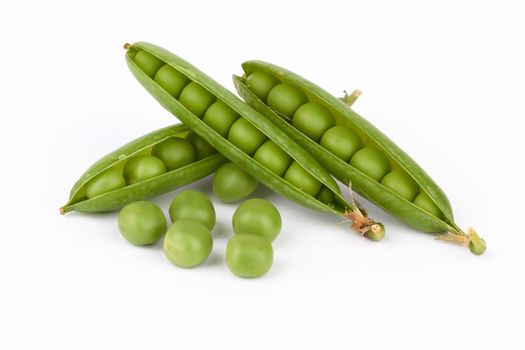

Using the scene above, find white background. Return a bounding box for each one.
[1,1,524,349]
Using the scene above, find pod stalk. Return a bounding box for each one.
[340,89,362,107]
[436,227,486,255]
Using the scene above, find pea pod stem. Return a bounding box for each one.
[340,89,362,107]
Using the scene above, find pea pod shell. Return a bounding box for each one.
[125,42,358,218]
[235,61,456,233]
[61,124,226,213]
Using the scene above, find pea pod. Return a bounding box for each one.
[234,62,485,255]
[61,124,226,214]
[124,42,384,240]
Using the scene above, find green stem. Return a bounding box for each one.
[340,89,362,107]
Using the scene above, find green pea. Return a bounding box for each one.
[381,170,420,201]
[253,140,291,177]
[154,64,190,98]
[283,161,322,197]
[134,50,164,78]
[232,198,281,242]
[151,137,195,171]
[320,126,363,162]
[317,186,335,206]
[202,100,239,137]
[246,71,280,102]
[169,190,216,230]
[85,168,126,199]
[267,83,309,117]
[123,155,166,185]
[185,131,218,159]
[178,82,216,118]
[227,118,267,155]
[164,219,213,268]
[212,162,258,203]
[293,102,335,142]
[350,147,391,181]
[226,234,273,278]
[118,201,166,245]
[413,192,442,218]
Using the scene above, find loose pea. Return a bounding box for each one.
[283,161,322,197]
[226,234,273,278]
[246,71,281,102]
[118,201,167,245]
[227,118,267,155]
[267,83,309,118]
[178,82,216,118]
[185,131,218,159]
[85,168,126,199]
[212,162,258,203]
[293,102,335,142]
[413,192,442,218]
[253,140,291,176]
[169,190,216,230]
[202,101,239,137]
[151,137,195,171]
[232,198,281,242]
[317,186,335,206]
[350,147,391,181]
[381,170,420,201]
[134,50,164,78]
[164,219,213,268]
[123,155,166,185]
[320,126,363,162]
[154,64,190,98]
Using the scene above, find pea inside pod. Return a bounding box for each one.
[61,124,227,214]
[234,61,485,254]
[125,42,384,240]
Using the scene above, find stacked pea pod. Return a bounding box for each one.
[233,63,486,255]
[123,42,384,240]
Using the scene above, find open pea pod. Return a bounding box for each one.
[124,41,384,240]
[233,61,485,255]
[61,124,226,213]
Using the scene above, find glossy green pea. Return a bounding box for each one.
[125,42,384,240]
[267,83,309,118]
[164,219,213,268]
[320,126,362,162]
[245,71,280,102]
[293,102,335,142]
[227,118,267,155]
[232,198,281,242]
[350,147,391,181]
[118,201,166,245]
[212,162,258,203]
[185,131,218,159]
[85,168,126,199]
[123,155,166,185]
[413,192,442,218]
[154,64,190,98]
[202,100,239,137]
[151,137,195,171]
[381,170,420,201]
[226,234,273,278]
[283,161,322,197]
[62,124,227,214]
[134,50,164,78]
[317,186,335,206]
[179,82,216,118]
[252,140,291,177]
[169,190,216,230]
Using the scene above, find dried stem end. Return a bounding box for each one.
[436,227,486,255]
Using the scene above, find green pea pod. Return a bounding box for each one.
[234,61,485,255]
[124,42,385,240]
[61,124,226,214]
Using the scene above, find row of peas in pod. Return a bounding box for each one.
[81,130,216,200]
[117,189,281,278]
[132,50,339,206]
[244,71,442,218]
